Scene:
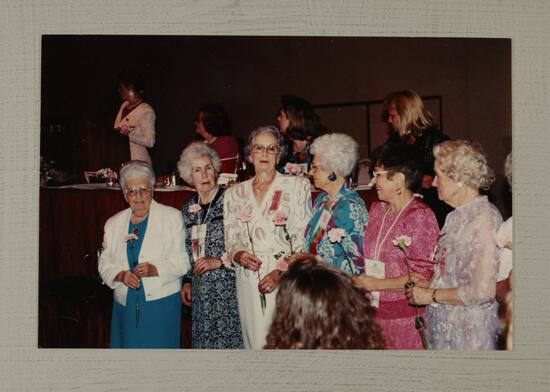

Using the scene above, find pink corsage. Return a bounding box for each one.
[188,204,202,214]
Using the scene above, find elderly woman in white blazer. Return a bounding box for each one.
[98,160,189,348]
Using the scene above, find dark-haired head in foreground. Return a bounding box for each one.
[264,255,385,349]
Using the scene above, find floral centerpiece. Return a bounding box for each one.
[40,156,69,186]
[90,168,118,185]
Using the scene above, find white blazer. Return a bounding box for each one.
[98,199,190,306]
[114,101,156,164]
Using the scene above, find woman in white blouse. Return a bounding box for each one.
[224,125,312,349]
[113,70,156,164]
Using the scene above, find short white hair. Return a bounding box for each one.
[177,142,221,185]
[310,133,359,177]
[119,160,155,190]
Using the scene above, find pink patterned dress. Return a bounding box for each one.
[363,197,439,349]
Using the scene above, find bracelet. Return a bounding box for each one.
[432,289,439,304]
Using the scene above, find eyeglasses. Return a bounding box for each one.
[372,170,390,179]
[252,144,279,154]
[125,186,152,197]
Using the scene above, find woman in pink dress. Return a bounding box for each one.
[352,143,439,349]
[193,104,239,160]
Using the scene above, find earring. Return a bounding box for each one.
[328,172,337,181]
[129,90,135,98]
[396,188,402,195]
[457,181,463,188]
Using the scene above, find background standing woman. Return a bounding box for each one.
[178,143,243,349]
[113,70,156,165]
[276,94,325,172]
[193,104,239,160]
[383,89,451,227]
[98,160,189,348]
[224,125,312,349]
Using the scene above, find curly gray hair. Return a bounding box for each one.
[243,125,287,163]
[119,160,156,190]
[433,140,495,191]
[177,142,221,185]
[310,133,359,178]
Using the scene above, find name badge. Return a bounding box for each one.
[191,224,207,261]
[364,258,385,308]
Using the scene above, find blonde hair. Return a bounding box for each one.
[433,140,495,191]
[383,90,434,138]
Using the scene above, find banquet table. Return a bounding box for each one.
[39,183,377,348]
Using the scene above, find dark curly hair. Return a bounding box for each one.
[371,142,423,192]
[118,69,145,96]
[280,94,325,141]
[264,255,385,349]
[197,104,232,137]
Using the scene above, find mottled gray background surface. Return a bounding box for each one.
[1,0,548,390]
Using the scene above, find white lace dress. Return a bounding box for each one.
[224,173,312,349]
[426,196,503,350]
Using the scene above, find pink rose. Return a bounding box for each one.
[221,252,232,268]
[236,206,252,223]
[124,233,139,242]
[276,257,288,272]
[392,235,412,247]
[272,210,288,226]
[188,204,202,214]
[328,228,346,243]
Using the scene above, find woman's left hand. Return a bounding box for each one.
[258,270,280,294]
[134,262,159,277]
[406,286,433,305]
[350,274,379,292]
[193,257,222,275]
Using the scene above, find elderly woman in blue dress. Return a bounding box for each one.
[178,143,243,349]
[291,133,368,275]
[98,160,189,348]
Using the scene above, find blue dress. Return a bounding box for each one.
[109,216,182,348]
[304,181,369,275]
[181,188,243,349]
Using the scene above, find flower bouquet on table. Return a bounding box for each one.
[328,228,360,276]
[393,235,428,349]
[91,168,118,185]
[40,156,70,186]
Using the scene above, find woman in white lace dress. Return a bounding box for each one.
[406,140,502,349]
[224,125,312,349]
